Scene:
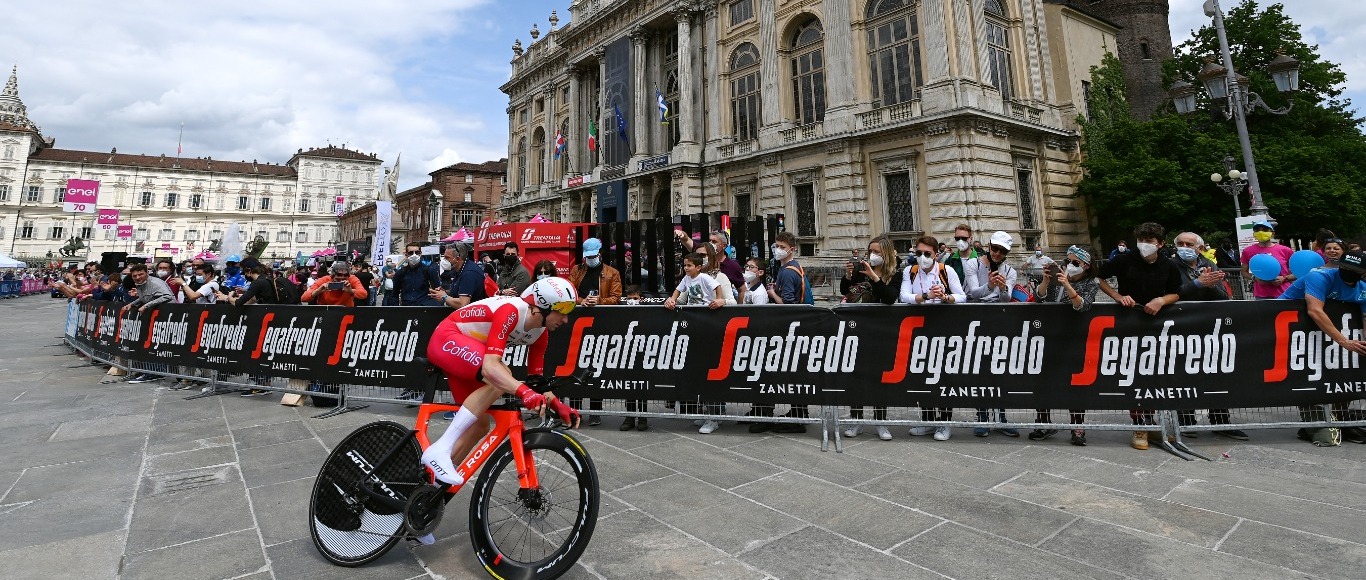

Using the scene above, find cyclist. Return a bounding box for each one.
[421,276,582,486]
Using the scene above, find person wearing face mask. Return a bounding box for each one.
[961,231,1020,437]
[430,242,488,309]
[1109,240,1129,262]
[495,241,532,296]
[222,255,247,292]
[1240,220,1295,299]
[1022,244,1055,283]
[897,236,968,440]
[565,238,623,427]
[676,229,745,290]
[180,264,221,304]
[1167,232,1248,441]
[302,261,368,307]
[153,259,183,303]
[392,242,443,306]
[1096,222,1183,450]
[842,236,900,305]
[742,258,774,304]
[1032,246,1100,445]
[1278,250,1366,445]
[942,224,978,286]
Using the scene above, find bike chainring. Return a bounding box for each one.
[403,484,447,537]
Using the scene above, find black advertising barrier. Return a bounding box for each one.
[71,299,1366,410]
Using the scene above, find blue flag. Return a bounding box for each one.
[656,88,669,123]
[613,103,628,141]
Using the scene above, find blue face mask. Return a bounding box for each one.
[585,257,601,268]
[1175,247,1199,263]
[194,275,205,284]
[537,274,550,280]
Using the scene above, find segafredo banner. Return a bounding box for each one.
[70,299,1364,409]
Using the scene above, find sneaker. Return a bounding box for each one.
[876,426,893,441]
[1131,431,1149,450]
[442,411,456,421]
[995,428,1020,438]
[1343,426,1366,445]
[1028,429,1058,441]
[773,423,807,434]
[909,426,935,436]
[1070,429,1087,446]
[637,418,649,431]
[588,415,602,427]
[843,425,862,438]
[974,427,989,437]
[397,389,423,402]
[748,422,773,434]
[698,420,720,434]
[125,373,150,384]
[933,426,951,441]
[239,389,268,397]
[1213,429,1249,441]
[619,418,636,431]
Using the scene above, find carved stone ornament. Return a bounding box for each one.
[790,170,817,185]
[926,121,951,136]
[629,26,651,45]
[530,23,540,40]
[549,10,560,30]
[513,39,524,56]
[762,154,779,166]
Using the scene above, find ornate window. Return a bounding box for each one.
[79,226,93,240]
[794,182,817,237]
[139,191,153,207]
[985,1,1014,100]
[663,70,681,148]
[1016,161,1039,230]
[164,192,178,208]
[866,0,924,107]
[186,229,200,241]
[276,231,290,242]
[884,170,917,232]
[297,230,308,243]
[299,198,311,213]
[730,43,762,141]
[189,193,202,209]
[0,185,8,202]
[159,228,174,240]
[516,136,527,191]
[531,128,546,186]
[559,119,571,175]
[53,186,66,204]
[49,225,65,240]
[2,144,12,159]
[25,186,41,203]
[20,220,34,239]
[237,196,249,211]
[730,0,754,26]
[259,197,272,211]
[790,18,826,125]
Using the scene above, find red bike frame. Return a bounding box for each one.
[413,403,542,493]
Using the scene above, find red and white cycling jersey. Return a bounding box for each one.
[434,296,549,376]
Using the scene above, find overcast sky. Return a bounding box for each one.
[0,1,1358,193]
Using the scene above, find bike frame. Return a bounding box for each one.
[414,402,541,495]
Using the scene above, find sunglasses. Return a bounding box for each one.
[954,236,970,242]
[1067,260,1084,268]
[550,301,576,315]
[914,250,934,258]
[405,250,421,255]
[989,245,1008,254]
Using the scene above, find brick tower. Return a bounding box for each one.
[1085,0,1175,119]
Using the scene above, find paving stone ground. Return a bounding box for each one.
[2,295,1365,579]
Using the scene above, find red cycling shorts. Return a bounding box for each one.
[427,324,487,404]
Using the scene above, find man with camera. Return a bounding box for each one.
[301,261,368,307]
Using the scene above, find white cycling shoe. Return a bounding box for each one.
[421,447,465,486]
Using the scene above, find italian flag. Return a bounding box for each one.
[587,119,598,152]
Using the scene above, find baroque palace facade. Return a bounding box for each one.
[0,67,383,261]
[499,0,1122,257]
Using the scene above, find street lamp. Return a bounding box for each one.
[1168,0,1301,222]
[1210,154,1247,220]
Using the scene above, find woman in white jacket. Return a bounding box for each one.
[897,236,966,441]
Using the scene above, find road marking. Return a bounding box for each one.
[11,391,25,402]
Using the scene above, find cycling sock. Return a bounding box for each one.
[421,408,476,485]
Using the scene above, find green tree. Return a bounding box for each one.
[1080,1,1366,246]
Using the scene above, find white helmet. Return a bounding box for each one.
[522,276,578,314]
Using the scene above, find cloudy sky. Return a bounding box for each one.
[0,1,1358,193]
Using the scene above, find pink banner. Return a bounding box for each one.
[97,208,120,227]
[64,179,100,213]
[116,225,133,239]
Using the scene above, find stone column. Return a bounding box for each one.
[919,0,957,113]
[673,8,701,163]
[568,66,583,175]
[594,47,608,173]
[542,86,557,187]
[757,0,780,134]
[820,0,856,132]
[630,27,651,165]
[703,3,721,143]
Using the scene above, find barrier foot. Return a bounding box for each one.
[1156,439,1194,461]
[1170,440,1211,461]
[313,404,368,420]
[825,407,841,453]
[185,380,234,400]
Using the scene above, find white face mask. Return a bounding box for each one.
[956,239,969,252]
[868,253,884,267]
[156,270,170,278]
[536,274,550,280]
[1035,250,1043,257]
[700,257,709,268]
[1137,242,1159,258]
[624,298,640,305]
[405,254,420,267]
[1065,264,1084,278]
[743,271,757,284]
[772,248,789,261]
[439,257,452,273]
[917,255,935,270]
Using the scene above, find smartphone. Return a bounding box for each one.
[327,281,345,291]
[588,290,598,297]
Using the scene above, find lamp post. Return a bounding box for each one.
[1210,154,1247,221]
[1169,0,1300,224]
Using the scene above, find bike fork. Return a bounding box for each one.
[509,429,541,491]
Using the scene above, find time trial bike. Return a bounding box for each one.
[308,371,600,579]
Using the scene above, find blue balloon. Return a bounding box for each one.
[1288,250,1325,279]
[1249,253,1283,281]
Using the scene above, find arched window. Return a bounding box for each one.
[516,137,527,191]
[730,43,762,141]
[559,119,570,175]
[790,18,826,125]
[984,0,1014,100]
[865,0,924,106]
[531,128,546,186]
[663,70,680,147]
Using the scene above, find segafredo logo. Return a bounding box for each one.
[1264,310,1362,383]
[880,318,1043,385]
[326,315,422,368]
[1070,317,1235,387]
[144,311,191,349]
[708,318,858,381]
[191,313,250,355]
[250,313,325,361]
[553,318,690,377]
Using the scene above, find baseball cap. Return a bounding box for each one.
[1251,219,1274,230]
[1337,250,1366,272]
[583,237,602,258]
[989,231,1013,252]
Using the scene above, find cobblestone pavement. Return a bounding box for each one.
[2,295,1365,579]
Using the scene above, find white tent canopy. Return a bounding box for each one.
[0,253,25,268]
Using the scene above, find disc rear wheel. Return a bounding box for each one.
[309,421,423,566]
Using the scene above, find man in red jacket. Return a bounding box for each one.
[302,261,368,306]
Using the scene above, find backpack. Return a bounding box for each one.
[784,264,815,305]
[268,274,301,305]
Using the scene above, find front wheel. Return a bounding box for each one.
[468,428,599,579]
[309,420,423,567]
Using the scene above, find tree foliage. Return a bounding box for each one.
[1079,1,1366,247]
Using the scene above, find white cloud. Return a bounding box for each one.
[0,0,500,191]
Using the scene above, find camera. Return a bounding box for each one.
[327,281,345,291]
